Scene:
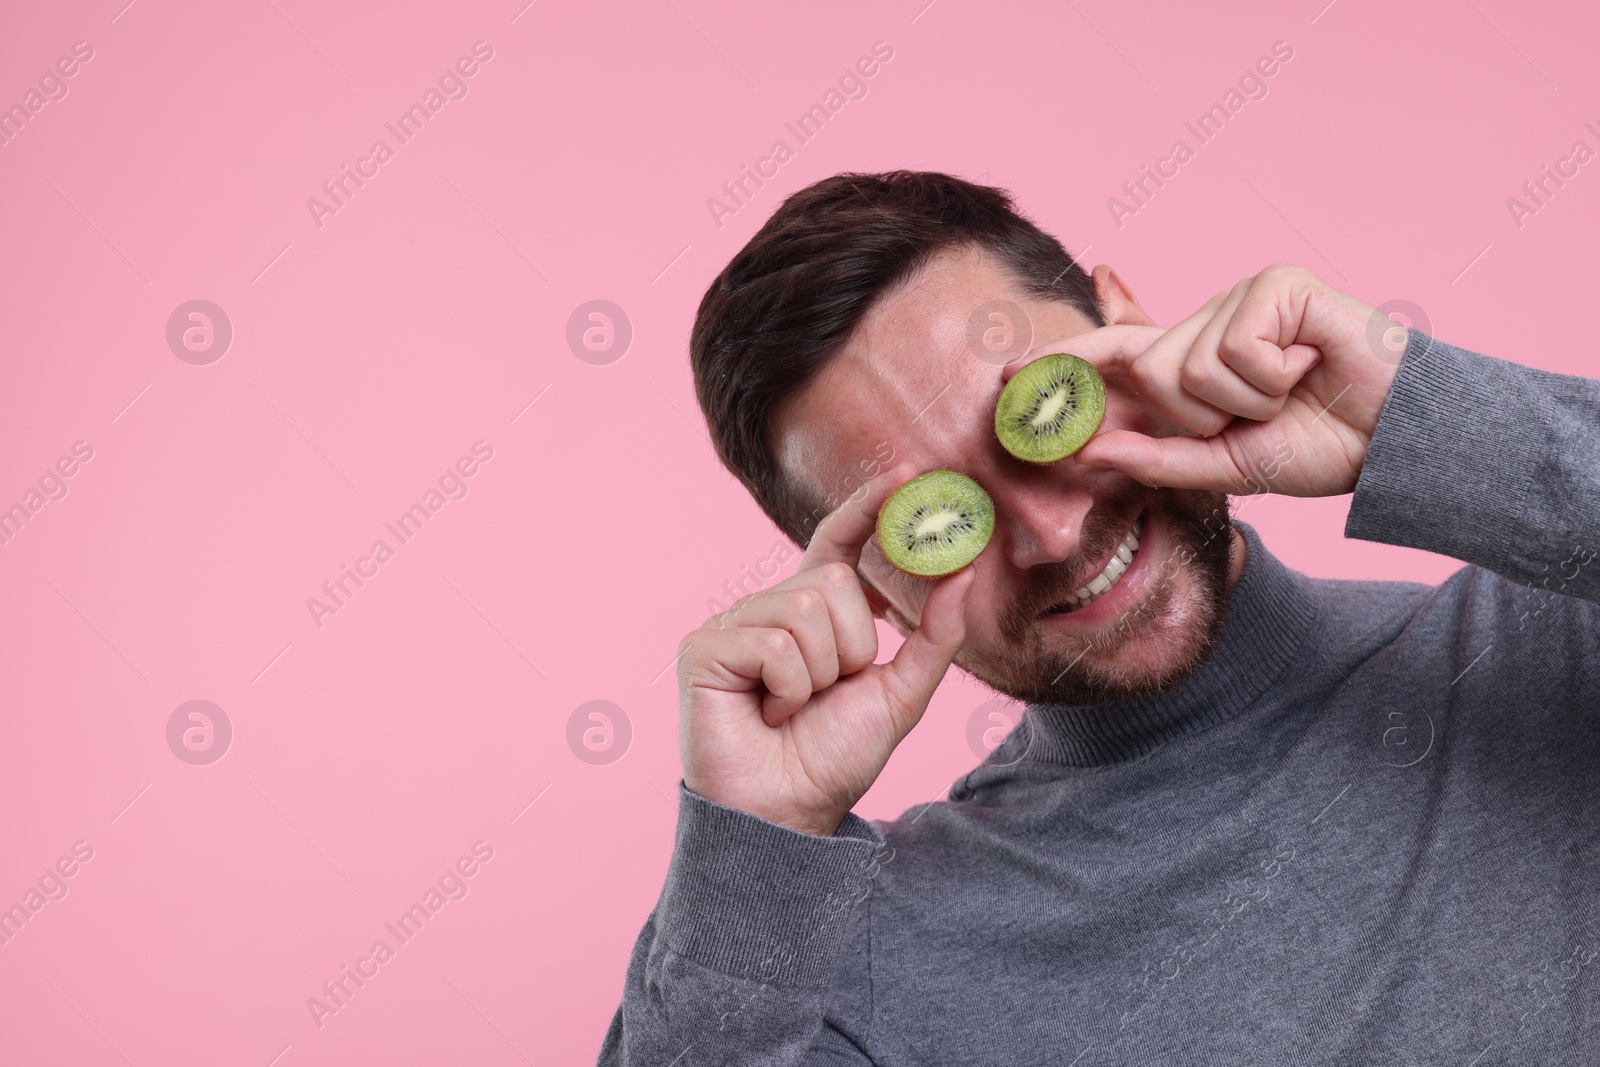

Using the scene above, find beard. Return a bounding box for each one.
[956,483,1236,707]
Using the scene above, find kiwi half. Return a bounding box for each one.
[994,352,1105,463]
[876,470,995,577]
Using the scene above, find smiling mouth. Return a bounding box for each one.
[1043,513,1144,615]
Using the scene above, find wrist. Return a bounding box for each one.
[784,811,846,837]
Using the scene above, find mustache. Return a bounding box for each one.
[998,483,1149,640]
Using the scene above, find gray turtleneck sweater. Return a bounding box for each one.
[598,330,1600,1065]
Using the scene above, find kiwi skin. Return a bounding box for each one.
[994,352,1106,464]
[876,470,995,578]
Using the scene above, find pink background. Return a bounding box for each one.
[1,0,1595,1062]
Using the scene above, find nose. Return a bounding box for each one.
[985,469,1096,570]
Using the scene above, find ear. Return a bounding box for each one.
[857,570,914,638]
[1091,264,1158,328]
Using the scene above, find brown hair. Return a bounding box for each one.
[689,170,1103,547]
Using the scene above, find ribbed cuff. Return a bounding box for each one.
[1346,328,1538,564]
[655,781,883,989]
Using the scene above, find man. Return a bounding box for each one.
[599,171,1600,1064]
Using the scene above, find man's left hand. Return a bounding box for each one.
[1058,263,1409,498]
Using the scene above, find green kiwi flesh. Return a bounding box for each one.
[994,352,1106,463]
[876,470,995,578]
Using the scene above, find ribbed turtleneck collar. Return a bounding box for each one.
[1005,520,1321,767]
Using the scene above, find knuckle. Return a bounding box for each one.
[1178,357,1212,394]
[1265,261,1312,287]
[791,588,827,621]
[760,629,795,661]
[821,560,858,591]
[1128,356,1157,394]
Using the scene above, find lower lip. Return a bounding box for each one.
[1038,510,1156,627]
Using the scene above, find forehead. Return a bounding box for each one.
[771,245,1096,501]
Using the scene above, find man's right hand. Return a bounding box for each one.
[677,462,976,837]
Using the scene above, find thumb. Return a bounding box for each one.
[880,567,973,729]
[1076,429,1245,492]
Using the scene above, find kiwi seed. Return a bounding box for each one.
[876,470,995,578]
[993,352,1106,463]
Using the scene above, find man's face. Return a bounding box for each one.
[771,246,1239,706]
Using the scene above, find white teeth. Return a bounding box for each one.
[1058,515,1146,613]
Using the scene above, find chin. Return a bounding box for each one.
[1061,587,1221,701]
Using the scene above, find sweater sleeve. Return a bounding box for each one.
[596,781,883,1067]
[1345,328,1600,605]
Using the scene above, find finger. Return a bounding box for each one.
[1173,278,1256,417]
[686,625,815,726]
[754,629,814,725]
[1188,278,1254,369]
[1010,288,1233,403]
[721,557,880,661]
[1075,428,1249,492]
[1002,325,1167,386]
[877,568,974,733]
[712,585,842,692]
[800,461,918,573]
[681,623,807,693]
[1130,334,1234,436]
[802,561,880,674]
[1221,339,1323,398]
[1016,287,1235,387]
[1114,289,1245,436]
[1189,274,1322,410]
[1178,346,1287,423]
[1215,267,1325,394]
